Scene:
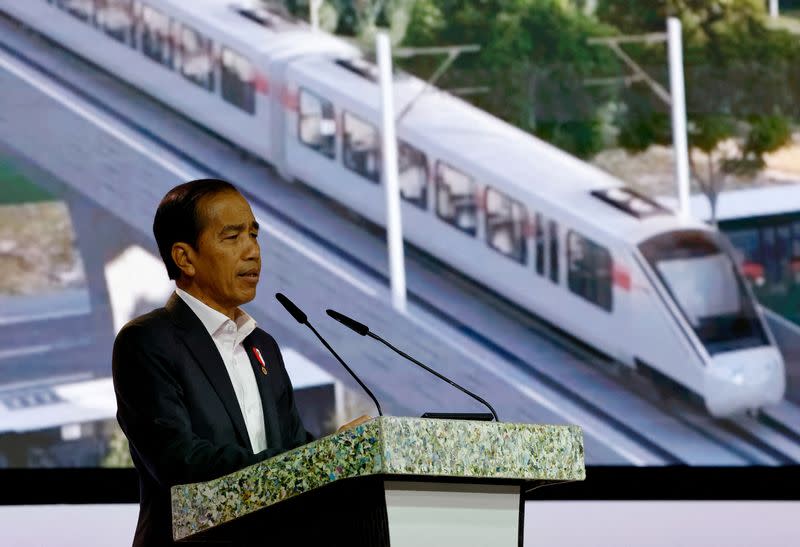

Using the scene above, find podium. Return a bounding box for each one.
[171,417,585,546]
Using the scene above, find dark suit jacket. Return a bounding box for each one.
[112,293,312,547]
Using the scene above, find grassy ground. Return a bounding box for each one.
[0,158,53,204]
[0,157,84,295]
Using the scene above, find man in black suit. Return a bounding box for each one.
[113,179,315,546]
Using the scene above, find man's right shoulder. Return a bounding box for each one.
[115,306,173,344]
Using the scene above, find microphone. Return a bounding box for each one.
[327,309,369,336]
[275,293,382,416]
[275,292,307,324]
[326,308,499,422]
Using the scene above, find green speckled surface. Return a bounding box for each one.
[171,417,584,541]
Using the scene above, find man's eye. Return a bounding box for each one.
[225,235,237,240]
[250,232,259,239]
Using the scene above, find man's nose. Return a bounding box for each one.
[244,237,260,260]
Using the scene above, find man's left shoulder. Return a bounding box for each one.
[247,328,287,376]
[248,327,280,352]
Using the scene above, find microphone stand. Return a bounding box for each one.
[307,322,383,417]
[367,331,498,422]
[326,309,498,421]
[276,294,383,417]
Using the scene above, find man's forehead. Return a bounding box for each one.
[201,191,255,226]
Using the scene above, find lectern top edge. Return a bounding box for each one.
[171,416,585,541]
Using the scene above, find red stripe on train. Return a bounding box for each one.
[281,86,298,111]
[612,264,631,291]
[253,73,270,94]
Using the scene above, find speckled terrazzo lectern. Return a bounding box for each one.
[171,416,585,546]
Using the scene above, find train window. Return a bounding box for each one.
[485,187,527,264]
[399,141,427,208]
[435,162,477,236]
[343,111,381,183]
[777,225,792,284]
[298,88,336,159]
[56,0,95,23]
[761,226,790,285]
[568,231,612,311]
[178,25,214,91]
[96,0,134,44]
[762,227,775,281]
[221,47,256,114]
[549,220,559,283]
[140,3,172,68]
[726,229,760,265]
[534,213,545,275]
[639,230,768,355]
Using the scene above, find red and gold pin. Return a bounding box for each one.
[252,347,268,375]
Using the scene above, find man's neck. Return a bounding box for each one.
[176,282,237,321]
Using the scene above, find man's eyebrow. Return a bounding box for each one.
[219,223,246,234]
[251,221,260,231]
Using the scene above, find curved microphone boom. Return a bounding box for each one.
[326,309,499,421]
[275,293,382,416]
[326,309,369,336]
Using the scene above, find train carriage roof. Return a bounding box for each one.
[163,0,358,59]
[291,54,709,245]
[177,1,711,245]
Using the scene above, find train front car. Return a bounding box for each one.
[638,229,785,416]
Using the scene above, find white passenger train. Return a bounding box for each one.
[2,0,786,416]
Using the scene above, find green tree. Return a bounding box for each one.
[597,0,797,223]
[400,0,620,157]
[279,0,415,43]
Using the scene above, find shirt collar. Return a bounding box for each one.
[175,288,257,340]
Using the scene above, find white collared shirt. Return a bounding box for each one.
[175,288,267,453]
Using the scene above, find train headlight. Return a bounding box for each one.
[712,363,745,385]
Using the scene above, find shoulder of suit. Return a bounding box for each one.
[250,326,278,347]
[249,328,287,362]
[115,306,172,342]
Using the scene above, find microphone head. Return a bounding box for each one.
[326,309,369,336]
[275,293,307,324]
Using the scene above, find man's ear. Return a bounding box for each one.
[171,242,196,278]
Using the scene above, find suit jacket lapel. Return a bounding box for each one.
[165,293,253,452]
[245,336,282,449]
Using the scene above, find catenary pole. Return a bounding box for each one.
[377,32,407,312]
[667,17,691,220]
[310,0,321,31]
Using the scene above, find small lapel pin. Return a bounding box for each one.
[252,347,268,376]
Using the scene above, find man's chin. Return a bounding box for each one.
[237,286,257,304]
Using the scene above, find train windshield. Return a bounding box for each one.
[639,230,768,355]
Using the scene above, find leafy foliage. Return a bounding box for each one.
[597,0,797,221]
[281,0,415,42]
[400,0,620,157]
[276,0,797,215]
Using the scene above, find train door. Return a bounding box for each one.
[562,228,629,362]
[533,214,559,284]
[608,249,636,366]
[531,212,561,321]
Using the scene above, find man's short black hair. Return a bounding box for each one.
[153,178,239,280]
